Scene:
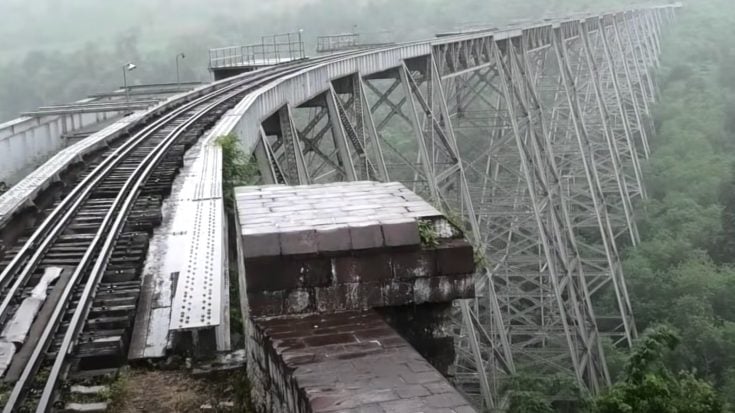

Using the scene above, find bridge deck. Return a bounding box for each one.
[0,73,258,228]
[129,101,233,359]
[129,137,229,359]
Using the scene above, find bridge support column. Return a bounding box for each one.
[495,35,609,393]
[552,26,636,348]
[235,181,478,412]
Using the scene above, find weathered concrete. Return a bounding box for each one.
[237,182,474,318]
[236,181,477,412]
[0,105,123,186]
[247,311,476,413]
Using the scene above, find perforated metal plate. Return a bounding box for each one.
[169,198,223,331]
[168,140,228,332]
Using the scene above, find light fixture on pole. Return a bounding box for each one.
[122,62,137,113]
[176,52,185,89]
[297,29,304,59]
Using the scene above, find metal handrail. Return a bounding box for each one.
[209,32,305,69]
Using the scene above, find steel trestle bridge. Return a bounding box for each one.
[0,3,679,411]
[213,4,678,409]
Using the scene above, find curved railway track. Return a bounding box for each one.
[0,56,342,412]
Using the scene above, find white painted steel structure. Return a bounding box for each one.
[0,85,204,190]
[0,3,680,411]
[0,108,123,186]
[204,4,680,409]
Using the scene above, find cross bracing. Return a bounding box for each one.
[233,4,680,410]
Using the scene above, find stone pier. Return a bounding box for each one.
[234,181,478,413]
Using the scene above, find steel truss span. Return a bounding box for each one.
[218,3,680,410]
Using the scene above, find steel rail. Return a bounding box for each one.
[0,78,247,324]
[0,52,364,412]
[35,89,244,413]
[1,84,249,413]
[0,50,347,320]
[0,48,363,307]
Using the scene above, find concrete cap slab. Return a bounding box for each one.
[236,182,441,256]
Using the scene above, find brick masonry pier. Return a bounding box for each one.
[234,181,478,413]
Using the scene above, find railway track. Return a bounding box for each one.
[0,57,327,412]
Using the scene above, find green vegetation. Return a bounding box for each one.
[217,133,259,211]
[505,328,724,413]
[227,369,254,412]
[507,373,588,413]
[418,219,440,248]
[593,327,723,413]
[0,381,9,407]
[473,247,489,269]
[218,132,259,341]
[613,0,735,409]
[100,368,130,409]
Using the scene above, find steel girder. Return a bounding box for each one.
[248,5,677,411]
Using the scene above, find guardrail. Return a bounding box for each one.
[209,32,306,69]
[316,33,360,53]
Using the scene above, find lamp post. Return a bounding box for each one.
[176,52,185,89]
[297,29,304,59]
[122,62,137,113]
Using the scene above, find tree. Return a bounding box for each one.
[593,326,724,413]
[506,373,589,413]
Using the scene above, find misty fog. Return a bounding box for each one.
[0,0,638,122]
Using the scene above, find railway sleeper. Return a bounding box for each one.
[69,288,141,307]
[124,214,163,231]
[50,331,126,355]
[48,337,125,371]
[96,280,141,291]
[101,268,138,284]
[42,241,117,253]
[67,367,119,382]
[77,286,141,301]
[89,304,137,318]
[62,304,136,320]
[66,212,161,233]
[109,245,148,258]
[85,295,137,308]
[74,315,133,332]
[107,255,147,269]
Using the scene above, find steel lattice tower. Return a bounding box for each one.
[247,4,679,410]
